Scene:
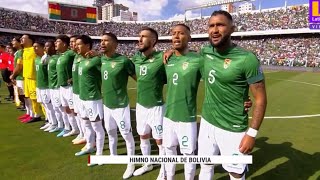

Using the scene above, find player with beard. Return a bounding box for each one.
[55,35,79,137]
[131,27,166,180]
[197,11,267,180]
[163,24,201,180]
[69,35,86,145]
[100,32,136,179]
[74,35,105,166]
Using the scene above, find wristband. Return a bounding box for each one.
[246,128,258,138]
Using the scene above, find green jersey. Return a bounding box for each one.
[35,56,49,89]
[14,49,23,80]
[72,54,81,94]
[48,55,59,89]
[56,50,75,87]
[132,51,166,108]
[101,53,135,108]
[165,52,202,122]
[78,56,102,101]
[201,45,264,132]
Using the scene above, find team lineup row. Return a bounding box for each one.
[9,10,267,180]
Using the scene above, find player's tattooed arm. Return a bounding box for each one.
[248,80,267,130]
[239,80,267,154]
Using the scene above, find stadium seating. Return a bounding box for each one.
[1,4,319,67]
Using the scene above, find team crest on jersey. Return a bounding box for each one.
[111,61,117,68]
[182,62,189,70]
[223,59,232,69]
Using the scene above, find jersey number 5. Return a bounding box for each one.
[139,65,147,76]
[208,70,216,84]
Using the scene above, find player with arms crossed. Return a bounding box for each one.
[55,35,79,137]
[34,42,57,132]
[198,10,267,180]
[100,32,136,179]
[163,24,202,180]
[74,35,105,163]
[132,27,166,179]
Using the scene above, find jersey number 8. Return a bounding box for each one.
[103,70,108,80]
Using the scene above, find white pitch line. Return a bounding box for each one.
[128,87,136,90]
[269,78,320,87]
[196,114,320,119]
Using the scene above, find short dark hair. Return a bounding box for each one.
[24,34,35,44]
[70,35,79,39]
[211,10,233,22]
[0,44,6,49]
[140,26,158,46]
[56,35,70,46]
[76,35,93,49]
[34,41,45,48]
[13,36,21,43]
[103,32,118,43]
[46,40,55,46]
[174,24,191,32]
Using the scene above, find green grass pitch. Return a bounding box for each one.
[0,71,319,180]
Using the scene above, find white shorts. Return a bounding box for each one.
[104,105,131,134]
[79,99,104,121]
[36,88,51,104]
[73,94,81,114]
[136,103,164,140]
[16,80,24,95]
[162,117,197,154]
[60,86,73,109]
[50,88,61,108]
[198,118,248,174]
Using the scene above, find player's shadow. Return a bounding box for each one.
[202,137,320,180]
[247,137,320,180]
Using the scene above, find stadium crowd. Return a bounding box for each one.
[2,33,319,67]
[0,5,308,36]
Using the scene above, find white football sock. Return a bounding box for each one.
[107,129,118,155]
[91,120,105,155]
[54,107,63,128]
[83,120,95,149]
[60,108,70,130]
[140,138,151,156]
[165,146,177,179]
[75,115,84,137]
[184,153,196,180]
[122,132,135,156]
[67,114,79,132]
[44,103,57,125]
[25,98,31,115]
[199,164,214,180]
[158,144,165,173]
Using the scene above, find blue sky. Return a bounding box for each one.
[0,0,309,21]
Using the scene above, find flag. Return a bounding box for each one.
[86,7,97,23]
[48,2,61,20]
